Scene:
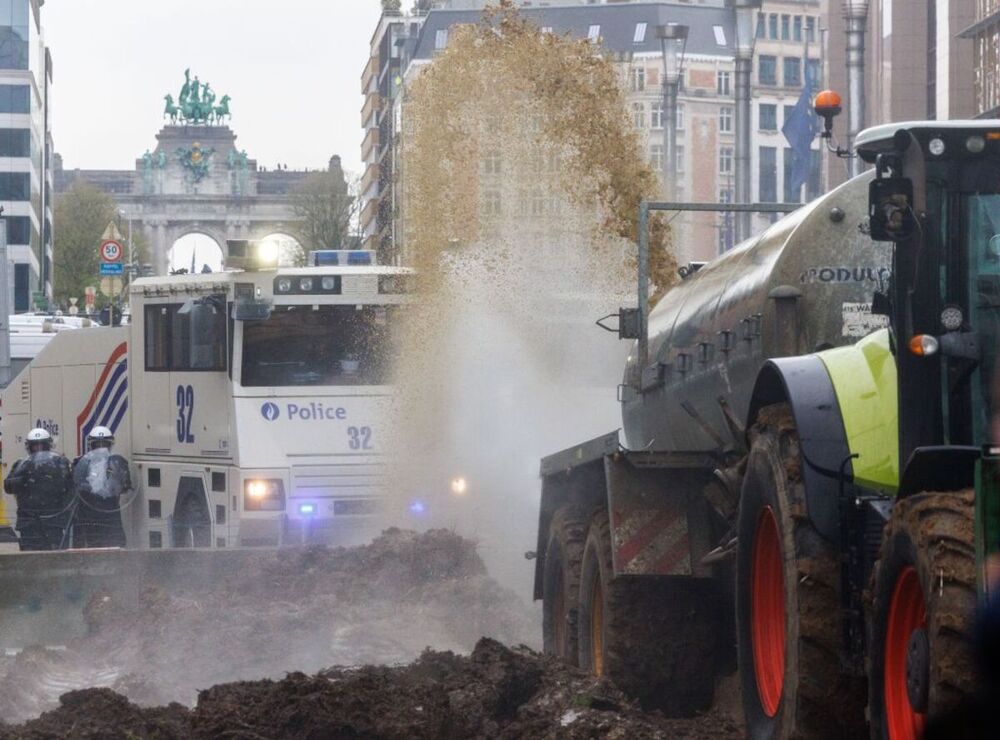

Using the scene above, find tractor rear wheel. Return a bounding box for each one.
[736,403,865,739]
[542,505,586,664]
[577,508,721,715]
[867,490,976,740]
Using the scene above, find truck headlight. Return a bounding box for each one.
[244,479,285,511]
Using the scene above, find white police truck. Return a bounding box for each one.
[0,243,412,549]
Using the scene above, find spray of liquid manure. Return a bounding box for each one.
[385,2,676,595]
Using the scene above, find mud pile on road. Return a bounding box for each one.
[0,529,538,722]
[0,639,743,739]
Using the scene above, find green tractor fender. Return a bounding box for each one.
[746,330,898,543]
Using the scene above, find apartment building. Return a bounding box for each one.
[362,1,830,264]
[0,0,54,311]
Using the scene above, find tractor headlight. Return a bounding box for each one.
[243,479,286,511]
[299,277,314,292]
[940,305,964,333]
[276,278,293,293]
[321,276,337,291]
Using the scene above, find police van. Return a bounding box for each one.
[0,243,412,548]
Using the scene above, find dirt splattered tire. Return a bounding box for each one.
[577,507,721,715]
[736,403,865,738]
[867,490,976,740]
[542,505,587,664]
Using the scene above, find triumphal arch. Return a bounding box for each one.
[55,70,316,274]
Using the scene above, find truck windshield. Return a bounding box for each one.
[241,305,398,387]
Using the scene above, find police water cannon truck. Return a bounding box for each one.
[0,242,412,647]
[534,109,1000,737]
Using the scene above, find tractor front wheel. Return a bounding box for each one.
[867,490,977,739]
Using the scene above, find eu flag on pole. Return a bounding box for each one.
[781,62,820,198]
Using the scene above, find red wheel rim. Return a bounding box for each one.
[884,566,926,740]
[751,507,785,717]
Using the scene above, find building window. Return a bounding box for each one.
[651,143,663,173]
[717,70,732,96]
[793,16,803,42]
[633,102,646,129]
[784,57,802,88]
[713,26,727,46]
[675,144,685,174]
[0,172,29,201]
[0,85,30,114]
[783,147,801,203]
[769,13,778,39]
[720,146,734,174]
[718,189,735,253]
[0,128,30,158]
[757,13,766,39]
[588,25,601,42]
[720,106,733,133]
[781,15,790,40]
[4,215,31,244]
[13,263,28,312]
[759,103,777,131]
[651,101,664,129]
[807,17,816,42]
[807,59,822,86]
[630,67,645,92]
[634,22,647,44]
[482,191,502,217]
[759,56,777,86]
[0,11,28,70]
[434,29,448,50]
[808,149,822,200]
[481,150,501,175]
[759,146,777,203]
[676,103,685,130]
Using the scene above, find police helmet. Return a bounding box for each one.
[87,426,114,449]
[25,428,53,452]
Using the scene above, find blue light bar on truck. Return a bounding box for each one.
[310,250,374,267]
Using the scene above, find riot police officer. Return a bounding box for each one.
[2,428,74,550]
[71,426,130,548]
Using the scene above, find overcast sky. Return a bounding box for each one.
[44,0,383,177]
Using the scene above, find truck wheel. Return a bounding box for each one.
[172,491,212,548]
[577,508,720,715]
[736,403,864,739]
[542,505,586,664]
[867,490,976,740]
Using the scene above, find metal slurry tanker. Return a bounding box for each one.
[533,117,1000,739]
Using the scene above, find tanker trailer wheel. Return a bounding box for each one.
[736,403,865,738]
[867,490,976,740]
[577,508,721,715]
[542,505,586,664]
[172,491,212,548]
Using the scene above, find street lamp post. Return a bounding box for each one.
[843,1,869,177]
[732,0,761,243]
[657,24,689,200]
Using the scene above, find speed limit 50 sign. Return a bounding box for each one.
[100,239,124,263]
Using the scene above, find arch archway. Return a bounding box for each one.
[169,232,225,274]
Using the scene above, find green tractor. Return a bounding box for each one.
[533,116,1000,738]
